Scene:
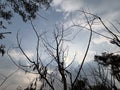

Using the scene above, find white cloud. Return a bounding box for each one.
[1,70,37,90]
[92,35,109,44]
[9,49,34,61]
[52,0,120,30]
[60,0,82,12]
[63,41,96,67]
[53,0,62,6]
[53,0,83,12]
[76,50,96,64]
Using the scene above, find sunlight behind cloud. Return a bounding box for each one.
[64,41,96,68]
[0,0,120,89]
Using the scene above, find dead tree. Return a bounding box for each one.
[7,10,112,90]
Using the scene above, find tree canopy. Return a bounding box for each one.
[0,0,52,26]
[0,1,120,90]
[0,0,52,56]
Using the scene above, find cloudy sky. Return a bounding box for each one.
[0,0,120,90]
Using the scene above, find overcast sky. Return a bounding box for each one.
[0,0,120,90]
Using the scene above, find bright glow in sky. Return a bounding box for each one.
[0,0,120,90]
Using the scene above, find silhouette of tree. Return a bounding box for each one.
[0,0,52,22]
[0,0,52,56]
[0,0,52,89]
[94,17,120,84]
[7,11,98,90]
[6,10,120,90]
[95,52,120,82]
